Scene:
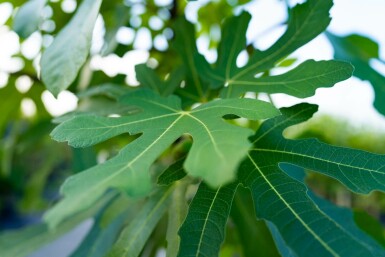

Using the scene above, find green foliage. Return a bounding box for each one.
[327,33,385,115]
[12,0,47,38]
[40,0,102,96]
[2,0,385,256]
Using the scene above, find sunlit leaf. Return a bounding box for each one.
[40,0,102,96]
[220,60,353,98]
[12,0,47,38]
[46,89,279,226]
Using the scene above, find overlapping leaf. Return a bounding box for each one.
[268,164,385,256]
[46,89,279,226]
[40,0,102,96]
[251,104,385,193]
[184,0,348,99]
[173,18,213,103]
[0,192,116,257]
[135,64,184,97]
[107,187,173,257]
[220,60,353,98]
[237,104,385,256]
[327,33,385,115]
[178,182,238,257]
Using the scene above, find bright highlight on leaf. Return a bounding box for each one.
[12,0,47,38]
[40,0,102,97]
[46,89,279,226]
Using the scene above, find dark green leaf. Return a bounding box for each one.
[239,154,384,257]
[157,156,187,186]
[252,103,385,194]
[178,182,238,257]
[136,64,185,96]
[231,187,280,257]
[220,60,353,98]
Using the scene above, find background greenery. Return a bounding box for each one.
[1,0,385,256]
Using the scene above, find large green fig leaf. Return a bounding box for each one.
[40,0,102,96]
[326,33,385,115]
[251,103,385,193]
[190,0,339,96]
[46,89,279,226]
[238,104,385,256]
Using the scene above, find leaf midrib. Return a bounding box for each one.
[247,154,340,257]
[195,187,221,257]
[229,67,348,86]
[63,111,225,199]
[253,148,385,179]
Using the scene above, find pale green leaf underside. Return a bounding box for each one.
[12,0,47,38]
[40,0,102,96]
[220,60,353,98]
[107,187,172,257]
[178,183,238,257]
[46,90,279,226]
[166,184,189,257]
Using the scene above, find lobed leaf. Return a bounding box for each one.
[220,60,353,98]
[192,0,336,95]
[239,155,384,257]
[40,0,102,96]
[157,156,187,186]
[252,103,385,194]
[47,90,279,226]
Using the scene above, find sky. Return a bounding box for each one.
[1,0,385,132]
